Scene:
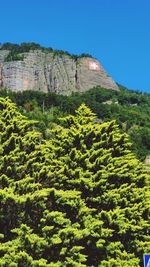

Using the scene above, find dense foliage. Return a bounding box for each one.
[0,42,93,61]
[0,98,149,266]
[1,85,150,160]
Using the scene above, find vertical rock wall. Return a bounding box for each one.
[0,50,119,95]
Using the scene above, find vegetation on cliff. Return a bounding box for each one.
[0,42,93,61]
[0,98,149,266]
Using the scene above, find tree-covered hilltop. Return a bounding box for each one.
[0,98,149,266]
[0,42,93,61]
[1,85,150,160]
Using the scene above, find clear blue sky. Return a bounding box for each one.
[1,0,150,92]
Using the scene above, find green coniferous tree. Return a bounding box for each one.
[0,99,149,266]
[45,104,150,266]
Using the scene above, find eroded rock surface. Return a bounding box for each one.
[0,50,119,95]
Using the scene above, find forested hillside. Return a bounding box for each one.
[1,85,150,160]
[0,98,149,266]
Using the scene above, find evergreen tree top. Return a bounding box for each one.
[0,98,149,266]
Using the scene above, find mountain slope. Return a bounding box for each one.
[0,42,118,94]
[0,85,150,160]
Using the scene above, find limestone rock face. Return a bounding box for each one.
[0,50,119,95]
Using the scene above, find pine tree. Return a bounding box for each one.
[0,100,149,266]
[47,104,150,266]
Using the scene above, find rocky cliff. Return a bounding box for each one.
[0,49,119,95]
